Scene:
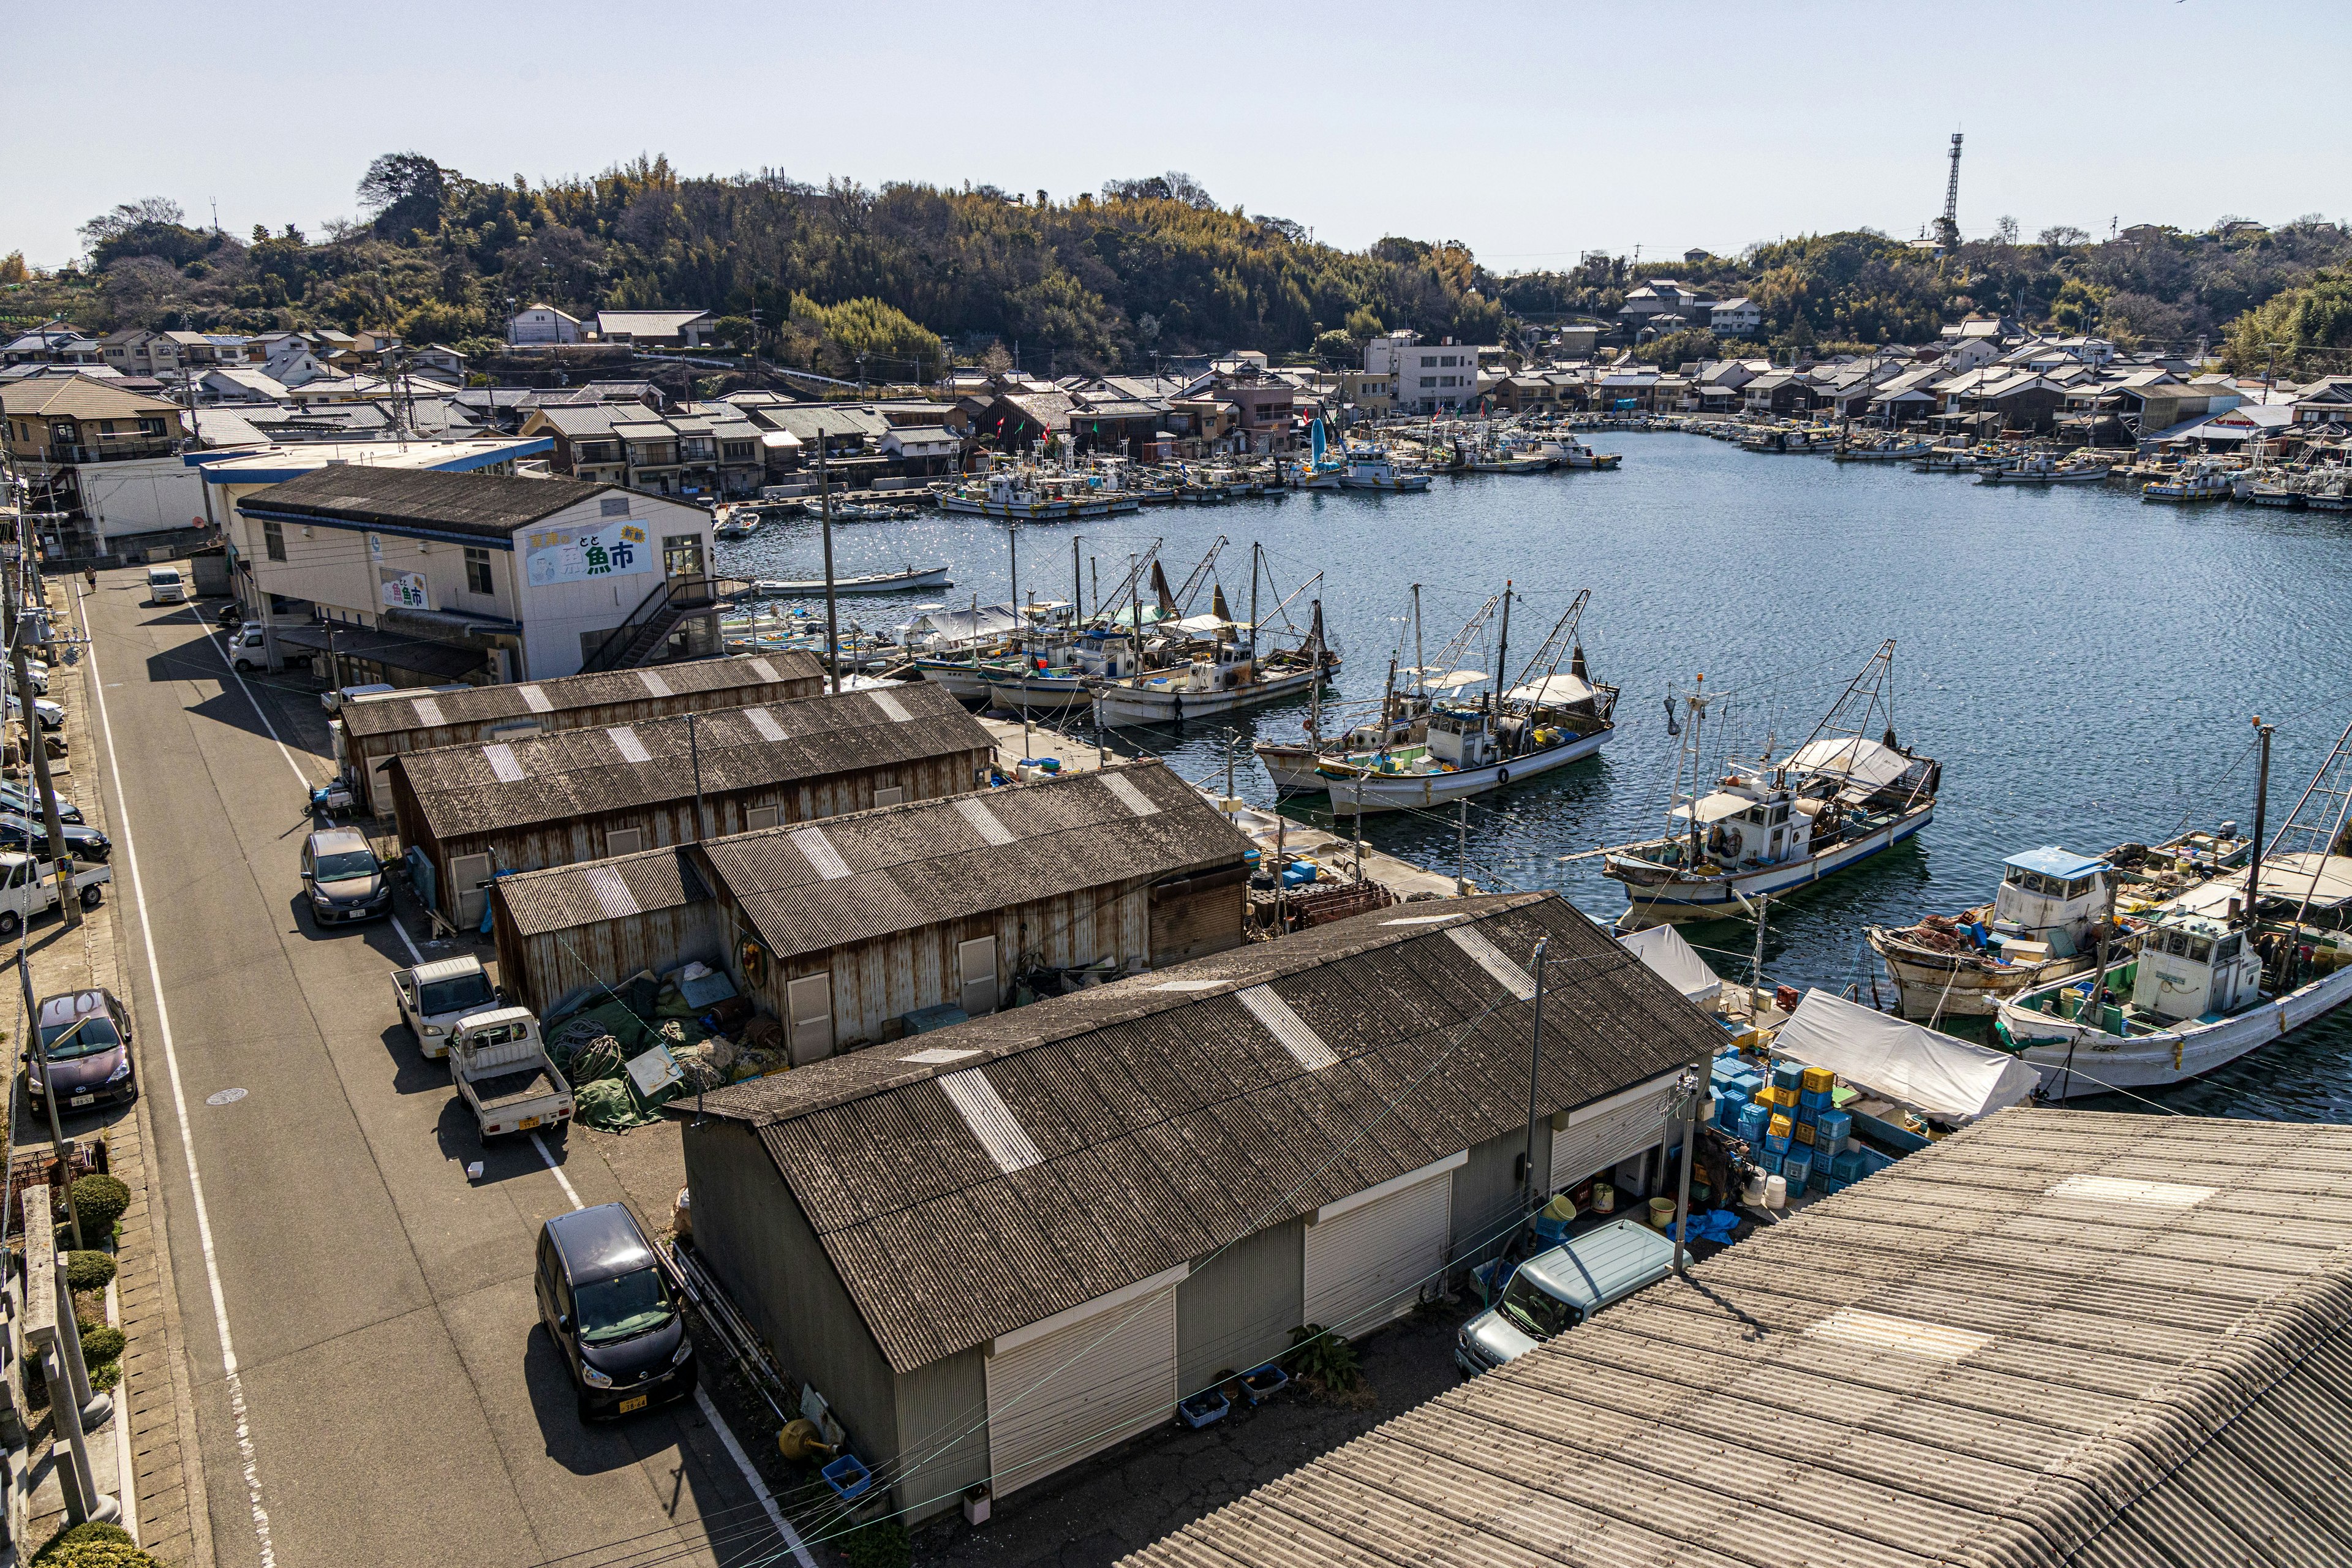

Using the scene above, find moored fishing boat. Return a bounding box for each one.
[1833,437,1933,462]
[1603,641,1938,927]
[2143,460,2236,502]
[1336,448,1433,491]
[938,465,1140,519]
[754,564,952,595]
[1978,453,2111,484]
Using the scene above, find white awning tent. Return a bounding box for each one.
[1772,989,2040,1124]
[1783,736,1912,788]
[1172,612,1234,635]
[1506,673,1596,706]
[1618,924,1722,1006]
[1671,790,1753,824]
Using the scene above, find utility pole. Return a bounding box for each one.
[20,938,83,1248]
[2247,715,2274,939]
[1670,1054,1702,1273]
[1457,799,1470,897]
[818,434,840,695]
[1523,937,1550,1213]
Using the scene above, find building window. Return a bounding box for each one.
[464,546,493,596]
[263,519,285,562]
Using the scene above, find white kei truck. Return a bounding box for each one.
[447,1008,574,1139]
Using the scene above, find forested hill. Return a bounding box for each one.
[12,153,2352,380]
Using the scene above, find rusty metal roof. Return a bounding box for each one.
[393,682,990,840]
[497,844,707,938]
[341,653,822,739]
[698,760,1250,965]
[692,891,1721,1371]
[1124,1109,2352,1568]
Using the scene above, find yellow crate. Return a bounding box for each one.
[1793,1121,1817,1145]
[1801,1066,1836,1095]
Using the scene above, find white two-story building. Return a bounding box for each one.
[1365,331,1481,415]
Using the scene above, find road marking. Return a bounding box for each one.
[82,586,278,1567]
[388,893,805,1563]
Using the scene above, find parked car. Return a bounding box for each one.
[26,988,137,1113]
[0,783,81,824]
[300,826,390,924]
[2,693,64,729]
[322,683,396,714]
[0,853,110,937]
[225,624,270,673]
[146,566,188,605]
[0,812,108,864]
[535,1204,695,1420]
[10,662,48,696]
[391,954,502,1058]
[1455,1218,1678,1376]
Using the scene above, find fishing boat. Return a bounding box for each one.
[1602,641,1939,928]
[1336,449,1432,491]
[1085,546,1339,726]
[2143,461,2236,502]
[713,507,761,540]
[1868,826,2253,1021]
[1504,432,1620,470]
[1994,720,2352,1098]
[755,564,952,596]
[1302,589,1618,815]
[1978,453,2111,485]
[1833,437,1934,462]
[938,466,1140,519]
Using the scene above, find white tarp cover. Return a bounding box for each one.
[2165,852,2352,918]
[1784,736,1912,788]
[1172,613,1233,635]
[1506,673,1596,706]
[1428,669,1488,691]
[1672,790,1754,824]
[1773,989,2040,1123]
[1618,924,1722,1005]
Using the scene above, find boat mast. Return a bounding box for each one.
[1248,543,1260,659]
[1686,675,1709,865]
[1490,581,1512,717]
[2247,715,2273,930]
[1412,583,1425,703]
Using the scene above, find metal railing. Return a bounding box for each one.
[578,572,753,673]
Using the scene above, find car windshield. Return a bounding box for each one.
[314,850,377,880]
[1499,1271,1578,1341]
[419,973,493,1014]
[42,1014,119,1060]
[574,1267,674,1345]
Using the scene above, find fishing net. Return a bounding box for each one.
[567,1036,625,1084]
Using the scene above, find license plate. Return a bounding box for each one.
[518,1115,540,1131]
[617,1395,647,1414]
[69,1095,94,1107]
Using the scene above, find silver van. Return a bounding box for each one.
[1455,1218,1678,1375]
[146,566,187,605]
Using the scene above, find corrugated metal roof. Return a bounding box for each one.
[1125,1110,2352,1568]
[698,760,1247,963]
[693,891,1722,1371]
[342,652,821,738]
[394,682,989,839]
[497,843,707,938]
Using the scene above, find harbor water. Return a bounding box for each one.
[718,432,2352,1120]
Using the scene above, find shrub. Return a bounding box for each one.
[840,1520,910,1568]
[91,1362,121,1393]
[68,1175,130,1237]
[1283,1324,1363,1395]
[80,1325,125,1365]
[33,1520,163,1566]
[65,1251,115,1293]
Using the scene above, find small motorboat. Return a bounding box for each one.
[755,565,953,595]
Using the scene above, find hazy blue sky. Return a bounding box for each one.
[10,2,2347,270]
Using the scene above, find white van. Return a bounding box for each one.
[146,566,188,605]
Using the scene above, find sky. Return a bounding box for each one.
[9,1,2349,273]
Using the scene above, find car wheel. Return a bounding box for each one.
[575,1390,600,1423]
[78,884,101,910]
[0,910,19,938]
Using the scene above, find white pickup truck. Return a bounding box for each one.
[448,1008,574,1139]
[391,956,502,1060]
[0,852,108,938]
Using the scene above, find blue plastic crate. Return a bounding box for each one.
[1771,1061,1804,1092]
[1815,1109,1853,1145]
[1737,1103,1771,1142]
[1714,1086,1750,1129]
[1763,1131,1791,1155]
[1800,1086,1831,1110]
[1758,1149,1784,1175]
[1782,1152,1814,1187]
[1833,1149,1866,1182]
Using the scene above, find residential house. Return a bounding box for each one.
[392,681,994,929]
[1865,364,1947,427]
[1740,371,1811,417]
[196,367,292,404]
[491,761,1251,1036]
[679,890,1721,1522]
[1,377,191,557]
[519,405,627,486]
[2293,377,2352,426]
[1617,279,1717,325]
[1933,368,2068,435]
[227,464,718,688]
[1366,332,1480,415]
[508,305,585,346]
[1,323,104,365]
[1705,296,1761,337]
[409,345,467,380]
[594,309,716,348]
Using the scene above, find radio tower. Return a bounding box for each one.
[1933,132,1963,249]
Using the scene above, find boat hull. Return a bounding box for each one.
[1998,962,2352,1098]
[1868,933,2092,1020]
[938,496,1140,519]
[1325,726,1614,813]
[758,567,952,595]
[1611,803,1934,928]
[1095,664,1331,726]
[914,663,1003,702]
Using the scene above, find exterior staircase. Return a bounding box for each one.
[579,573,754,672]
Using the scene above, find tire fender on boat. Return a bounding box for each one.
[1496,767,1510,785]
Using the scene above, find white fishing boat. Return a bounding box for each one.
[713,507,761,540]
[756,564,952,596]
[1336,450,1432,491]
[1833,437,1933,462]
[1995,719,2352,1097]
[1604,641,1939,927]
[938,466,1140,519]
[1978,453,2109,485]
[1504,433,1620,470]
[2143,461,2236,502]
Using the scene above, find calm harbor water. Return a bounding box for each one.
[720,432,2352,1121]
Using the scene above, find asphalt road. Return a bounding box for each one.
[77,574,788,1568]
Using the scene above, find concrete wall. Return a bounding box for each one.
[511,492,713,679]
[74,456,210,543]
[1177,1215,1303,1395]
[891,1348,989,1525]
[681,1119,902,1465]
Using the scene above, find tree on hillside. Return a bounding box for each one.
[359,153,450,239]
[2225,268,2352,379]
[80,197,185,253]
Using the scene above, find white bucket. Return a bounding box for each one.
[1742,1167,1768,1206]
[1765,1174,1788,1210]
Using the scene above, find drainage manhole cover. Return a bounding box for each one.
[206,1088,247,1106]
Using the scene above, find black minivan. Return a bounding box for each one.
[535,1204,695,1420]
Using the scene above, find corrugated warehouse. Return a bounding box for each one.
[391,682,993,928]
[1124,1108,2352,1568]
[679,891,1722,1523]
[337,652,824,813]
[489,761,1254,1039]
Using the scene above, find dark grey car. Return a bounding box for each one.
[28,989,136,1113]
[300,827,390,925]
[535,1204,695,1420]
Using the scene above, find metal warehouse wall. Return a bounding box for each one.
[491,896,726,1018]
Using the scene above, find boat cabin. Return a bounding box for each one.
[2129,911,2259,1022]
[1670,785,1811,869]
[1989,846,2110,959]
[1427,707,1499,769]
[1177,641,1255,693]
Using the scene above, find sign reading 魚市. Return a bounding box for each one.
[525,521,652,587]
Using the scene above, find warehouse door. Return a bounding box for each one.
[959,936,999,1015]
[1302,1153,1463,1337]
[1550,1070,1685,1194]
[449,853,493,929]
[986,1268,1182,1498]
[786,973,833,1064]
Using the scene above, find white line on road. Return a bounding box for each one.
[82,586,278,1567]
[385,842,805,1565]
